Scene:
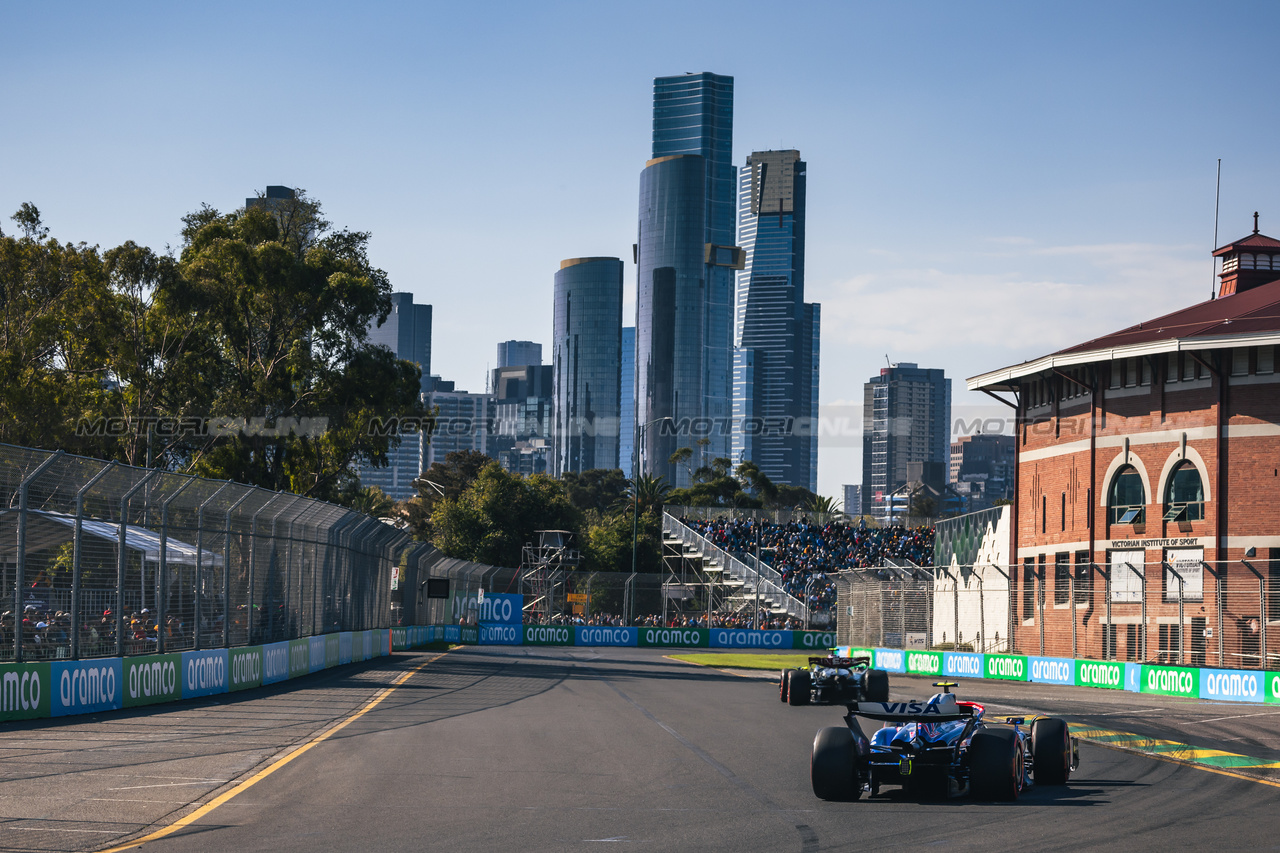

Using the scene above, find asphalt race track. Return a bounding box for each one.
[4,646,1280,853]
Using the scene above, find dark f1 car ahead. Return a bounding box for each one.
[810,682,1078,801]
[780,652,890,706]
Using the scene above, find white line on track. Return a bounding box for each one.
[108,781,227,790]
[1196,711,1280,724]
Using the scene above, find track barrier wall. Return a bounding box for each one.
[0,625,837,722]
[834,645,1280,704]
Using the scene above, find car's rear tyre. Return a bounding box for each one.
[969,728,1025,801]
[864,668,890,702]
[1031,717,1071,785]
[780,669,793,703]
[811,726,861,801]
[788,670,811,705]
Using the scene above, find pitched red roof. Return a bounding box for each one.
[1213,231,1280,256]
[1055,275,1280,355]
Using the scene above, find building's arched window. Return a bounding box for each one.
[1108,465,1145,524]
[1163,462,1205,522]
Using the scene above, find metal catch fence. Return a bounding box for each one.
[836,558,1280,669]
[0,444,483,663]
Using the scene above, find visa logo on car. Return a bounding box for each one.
[863,699,945,715]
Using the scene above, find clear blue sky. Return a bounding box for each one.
[4,1,1278,499]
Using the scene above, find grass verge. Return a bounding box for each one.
[670,652,815,671]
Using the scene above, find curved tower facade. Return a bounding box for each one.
[636,72,739,486]
[553,257,623,475]
[636,155,707,484]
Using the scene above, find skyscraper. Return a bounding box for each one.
[636,72,740,486]
[553,257,623,475]
[490,363,554,476]
[496,340,542,369]
[862,363,952,521]
[359,292,433,501]
[619,326,635,478]
[732,149,820,491]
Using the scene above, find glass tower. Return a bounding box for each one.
[359,292,432,501]
[637,72,738,486]
[620,326,635,478]
[732,150,819,492]
[553,257,623,475]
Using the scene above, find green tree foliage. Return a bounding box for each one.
[430,462,581,567]
[0,205,117,453]
[579,507,661,574]
[172,195,423,499]
[627,473,671,517]
[560,468,629,514]
[774,483,819,510]
[667,457,764,508]
[406,449,493,539]
[807,494,841,514]
[0,196,426,506]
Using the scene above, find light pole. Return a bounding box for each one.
[630,417,672,624]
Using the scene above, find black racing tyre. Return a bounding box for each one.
[863,668,890,703]
[780,669,793,703]
[1031,717,1071,785]
[788,670,811,706]
[969,728,1025,801]
[811,726,861,801]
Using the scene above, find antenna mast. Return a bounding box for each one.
[1211,158,1221,300]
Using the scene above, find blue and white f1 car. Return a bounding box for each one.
[810,682,1078,801]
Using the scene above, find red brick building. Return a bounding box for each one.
[967,220,1280,669]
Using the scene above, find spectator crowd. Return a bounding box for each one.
[679,516,935,613]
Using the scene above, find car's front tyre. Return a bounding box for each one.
[1031,717,1071,785]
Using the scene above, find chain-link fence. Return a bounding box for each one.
[836,558,1280,669]
[0,444,488,664]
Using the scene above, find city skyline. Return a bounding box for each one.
[5,2,1279,500]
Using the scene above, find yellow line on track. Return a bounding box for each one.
[96,650,450,853]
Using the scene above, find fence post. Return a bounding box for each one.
[1037,564,1045,657]
[1070,570,1077,660]
[1202,562,1224,667]
[116,469,160,658]
[952,569,959,651]
[1101,563,1112,661]
[156,475,199,655]
[222,489,254,648]
[71,461,117,660]
[193,482,233,651]
[14,451,64,663]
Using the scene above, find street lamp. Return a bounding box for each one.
[630,417,673,624]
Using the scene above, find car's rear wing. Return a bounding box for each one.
[849,697,974,723]
[808,654,871,668]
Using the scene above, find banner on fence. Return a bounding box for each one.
[984,654,1027,682]
[0,662,51,722]
[1075,659,1124,690]
[229,647,263,692]
[1141,664,1198,698]
[53,659,122,716]
[125,654,182,707]
[638,627,708,647]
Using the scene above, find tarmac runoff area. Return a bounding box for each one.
[3,646,1280,852]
